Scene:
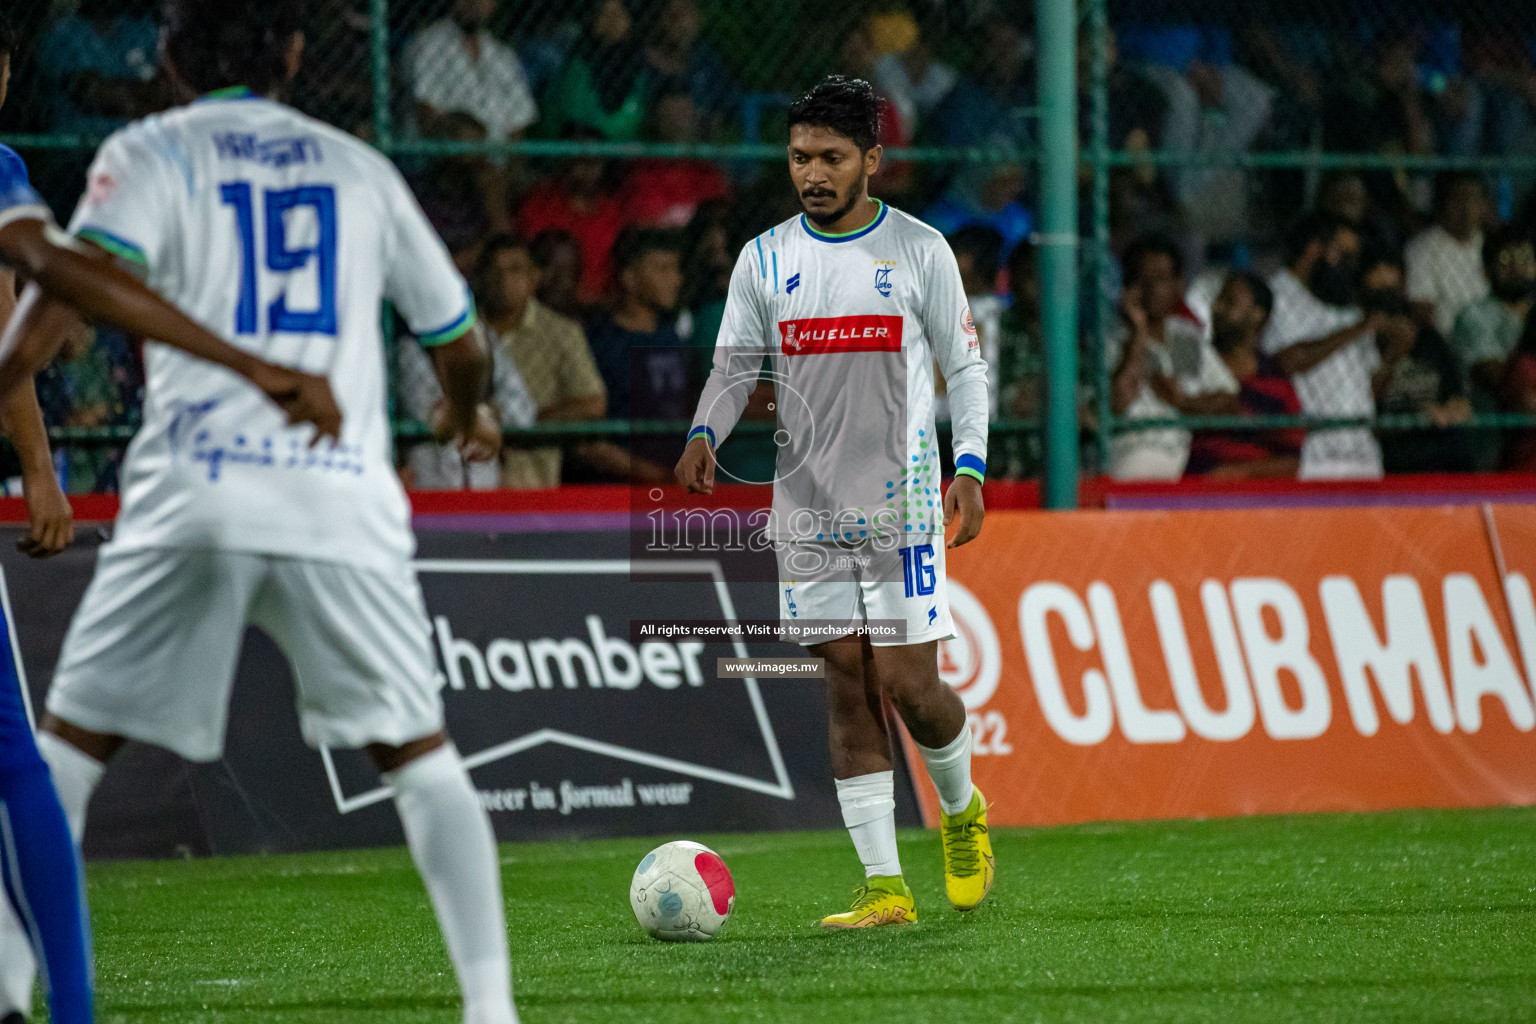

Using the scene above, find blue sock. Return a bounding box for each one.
[0,760,95,1024]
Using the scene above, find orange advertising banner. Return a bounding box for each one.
[912,505,1536,827]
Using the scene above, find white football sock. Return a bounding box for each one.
[37,733,105,841]
[0,734,106,1013]
[384,744,517,1024]
[834,771,901,878]
[916,723,976,817]
[0,905,34,1015]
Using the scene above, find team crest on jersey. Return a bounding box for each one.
[85,171,117,205]
[874,259,896,298]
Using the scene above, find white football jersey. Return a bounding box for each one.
[69,90,474,571]
[689,201,989,541]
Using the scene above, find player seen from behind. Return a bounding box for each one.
[676,76,995,928]
[0,2,518,1022]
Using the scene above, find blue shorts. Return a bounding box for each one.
[0,588,43,775]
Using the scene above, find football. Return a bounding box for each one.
[629,840,735,942]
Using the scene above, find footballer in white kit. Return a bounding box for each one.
[0,4,521,1023]
[676,77,995,928]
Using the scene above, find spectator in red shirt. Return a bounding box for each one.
[516,132,624,305]
[1501,314,1536,471]
[619,81,731,228]
[1188,271,1305,479]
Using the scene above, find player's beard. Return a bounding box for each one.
[802,170,868,228]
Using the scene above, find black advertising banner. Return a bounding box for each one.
[1,521,920,859]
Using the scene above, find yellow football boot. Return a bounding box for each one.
[940,788,995,910]
[818,875,916,929]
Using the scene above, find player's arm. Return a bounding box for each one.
[0,265,72,557]
[677,244,768,494]
[0,222,342,442]
[925,239,990,548]
[427,321,499,463]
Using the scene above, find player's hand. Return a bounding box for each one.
[675,436,716,494]
[18,464,73,558]
[943,474,985,549]
[252,363,343,447]
[457,403,502,463]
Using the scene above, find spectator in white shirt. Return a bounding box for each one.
[407,0,538,146]
[1107,234,1240,480]
[1405,171,1490,336]
[1264,213,1405,480]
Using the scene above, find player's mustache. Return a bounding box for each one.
[801,188,837,199]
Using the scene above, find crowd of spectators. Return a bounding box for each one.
[4,0,1536,491]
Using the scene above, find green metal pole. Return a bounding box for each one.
[1088,0,1111,476]
[370,0,392,152]
[1037,0,1079,509]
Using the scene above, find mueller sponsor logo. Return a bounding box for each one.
[778,315,903,356]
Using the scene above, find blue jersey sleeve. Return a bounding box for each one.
[0,145,50,231]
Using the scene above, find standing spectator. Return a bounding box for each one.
[1453,226,1535,470]
[1106,234,1239,481]
[1363,252,1472,473]
[836,21,913,199]
[641,0,739,139]
[923,17,1035,255]
[994,240,1045,479]
[585,228,690,480]
[875,33,957,141]
[474,234,610,490]
[292,0,374,138]
[409,112,501,272]
[1317,169,1399,256]
[1077,27,1172,246]
[540,0,653,142]
[618,83,731,228]
[1500,315,1536,471]
[1187,271,1304,479]
[406,0,538,147]
[1405,171,1491,337]
[517,138,625,305]
[1264,213,1392,480]
[943,226,1007,419]
[530,229,585,319]
[1150,53,1275,251]
[34,0,164,137]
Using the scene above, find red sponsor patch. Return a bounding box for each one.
[693,851,735,916]
[778,315,903,355]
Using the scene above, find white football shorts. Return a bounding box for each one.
[775,534,956,647]
[48,545,442,762]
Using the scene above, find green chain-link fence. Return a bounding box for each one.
[2,0,1536,497]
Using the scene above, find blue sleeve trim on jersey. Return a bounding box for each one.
[76,226,148,266]
[687,425,716,448]
[772,250,778,294]
[955,453,986,482]
[755,236,765,279]
[417,300,477,346]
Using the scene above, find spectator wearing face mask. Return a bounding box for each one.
[1363,251,1472,473]
[1263,212,1387,479]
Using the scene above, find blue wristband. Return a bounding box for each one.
[687,425,717,448]
[955,453,986,483]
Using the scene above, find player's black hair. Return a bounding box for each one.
[1224,269,1274,319]
[1283,211,1352,267]
[612,226,682,275]
[947,225,1005,288]
[1431,169,1485,216]
[1121,232,1185,285]
[163,0,304,96]
[474,233,532,279]
[0,9,17,62]
[787,75,881,153]
[1483,223,1532,274]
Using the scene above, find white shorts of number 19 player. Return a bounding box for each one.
[775,536,955,647]
[48,545,440,761]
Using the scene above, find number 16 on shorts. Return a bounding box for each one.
[900,543,935,598]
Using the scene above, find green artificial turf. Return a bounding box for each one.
[56,807,1536,1023]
